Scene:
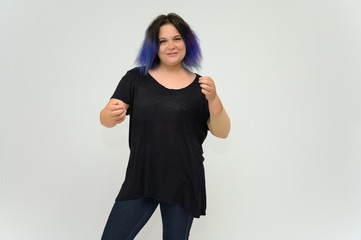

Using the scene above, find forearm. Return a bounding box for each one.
[208,94,223,114]
[207,95,231,138]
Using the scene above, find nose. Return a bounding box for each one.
[168,40,175,49]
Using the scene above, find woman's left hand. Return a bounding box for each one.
[199,76,218,102]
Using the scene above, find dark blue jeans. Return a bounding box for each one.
[101,197,194,240]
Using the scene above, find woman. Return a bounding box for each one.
[100,13,230,240]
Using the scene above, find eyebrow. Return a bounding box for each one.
[159,35,182,40]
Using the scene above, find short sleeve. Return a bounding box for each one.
[111,68,137,115]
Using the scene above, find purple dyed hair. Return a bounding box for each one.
[136,13,202,75]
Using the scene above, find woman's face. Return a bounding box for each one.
[157,23,186,67]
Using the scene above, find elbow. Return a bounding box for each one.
[208,108,231,139]
[218,131,230,139]
[210,120,231,139]
[212,116,231,139]
[213,126,230,139]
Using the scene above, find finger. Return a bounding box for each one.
[199,76,214,82]
[110,99,127,108]
[198,78,213,83]
[116,111,127,121]
[113,111,126,122]
[110,104,125,111]
[200,83,212,89]
[200,84,214,92]
[201,90,213,100]
[107,99,120,107]
[199,81,215,90]
[110,108,125,117]
[115,113,126,121]
[114,116,126,123]
[199,81,213,88]
[201,88,213,96]
[201,89,217,102]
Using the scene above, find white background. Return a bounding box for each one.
[1,0,361,239]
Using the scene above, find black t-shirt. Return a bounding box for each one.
[111,67,210,218]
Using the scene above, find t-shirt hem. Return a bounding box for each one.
[115,194,206,218]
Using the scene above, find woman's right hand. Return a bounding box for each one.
[100,98,129,128]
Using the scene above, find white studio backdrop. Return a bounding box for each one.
[1,0,361,239]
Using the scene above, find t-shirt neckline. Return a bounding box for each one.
[147,72,198,92]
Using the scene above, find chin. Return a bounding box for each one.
[163,60,183,67]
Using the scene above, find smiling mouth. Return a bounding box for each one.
[167,52,178,56]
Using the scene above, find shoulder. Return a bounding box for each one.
[120,67,145,84]
[125,67,142,77]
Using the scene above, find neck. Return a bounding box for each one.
[158,63,186,74]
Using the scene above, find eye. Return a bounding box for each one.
[174,37,182,41]
[159,39,167,44]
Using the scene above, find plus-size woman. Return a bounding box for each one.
[100,13,230,240]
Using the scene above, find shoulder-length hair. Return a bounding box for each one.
[136,13,202,75]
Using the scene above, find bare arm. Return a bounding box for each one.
[207,106,230,138]
[199,76,231,138]
[100,98,130,128]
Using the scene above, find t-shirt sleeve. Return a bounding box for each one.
[111,69,135,115]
